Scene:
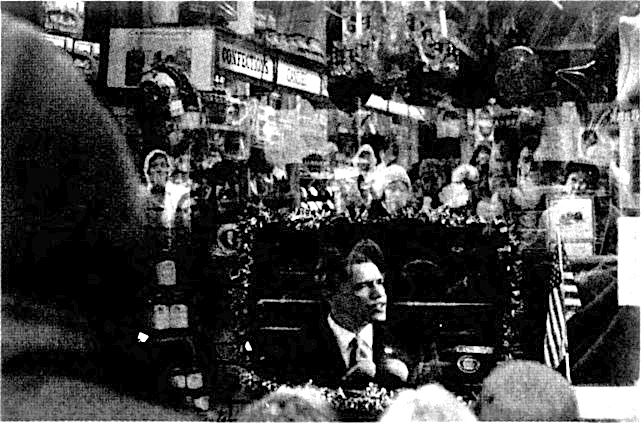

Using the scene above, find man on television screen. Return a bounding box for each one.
[254,239,410,389]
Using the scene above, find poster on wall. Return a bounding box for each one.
[545,196,595,258]
[107,28,215,90]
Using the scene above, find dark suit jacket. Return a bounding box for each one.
[254,317,410,390]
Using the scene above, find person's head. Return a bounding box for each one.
[476,110,495,138]
[489,173,511,201]
[384,179,410,214]
[382,142,400,165]
[565,171,588,195]
[225,229,236,247]
[358,150,373,173]
[318,239,387,332]
[352,144,377,173]
[478,360,579,421]
[563,162,599,196]
[380,384,478,422]
[376,164,412,214]
[471,145,491,169]
[236,386,336,422]
[144,149,172,190]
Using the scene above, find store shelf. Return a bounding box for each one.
[208,124,245,132]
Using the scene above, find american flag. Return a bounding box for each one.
[543,237,570,380]
[561,271,582,321]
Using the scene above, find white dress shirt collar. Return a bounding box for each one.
[327,314,373,367]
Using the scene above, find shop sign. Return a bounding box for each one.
[73,40,99,57]
[218,41,273,81]
[43,33,68,49]
[107,28,216,90]
[276,61,327,97]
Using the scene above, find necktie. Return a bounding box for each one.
[349,337,369,368]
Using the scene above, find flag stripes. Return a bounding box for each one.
[561,274,582,321]
[544,284,568,369]
[544,235,571,377]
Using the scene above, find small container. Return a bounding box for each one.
[194,395,210,411]
[169,99,185,117]
[170,367,187,389]
[152,304,171,330]
[186,369,204,390]
[156,260,177,286]
[170,303,189,329]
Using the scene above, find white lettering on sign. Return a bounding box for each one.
[218,42,274,81]
[276,62,326,96]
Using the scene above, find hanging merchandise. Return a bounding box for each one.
[156,259,177,286]
[140,63,202,119]
[137,63,203,154]
[473,106,496,146]
[202,75,229,125]
[534,103,582,163]
[617,14,640,107]
[495,46,544,108]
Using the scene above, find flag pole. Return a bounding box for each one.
[556,230,572,384]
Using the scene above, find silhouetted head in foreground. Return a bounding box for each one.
[380,383,477,422]
[478,360,578,421]
[236,386,337,422]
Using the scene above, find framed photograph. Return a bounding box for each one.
[212,223,240,257]
[546,196,595,258]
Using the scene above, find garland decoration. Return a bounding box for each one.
[207,204,524,419]
[235,366,395,418]
[495,219,528,359]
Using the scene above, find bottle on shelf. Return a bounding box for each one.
[184,361,210,412]
[154,225,178,286]
[146,283,195,341]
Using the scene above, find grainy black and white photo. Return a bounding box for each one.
[1,0,639,421]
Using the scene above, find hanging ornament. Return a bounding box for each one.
[495,46,544,107]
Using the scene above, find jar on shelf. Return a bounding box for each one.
[156,259,177,286]
[169,365,187,391]
[146,286,194,338]
[169,303,189,329]
[181,361,210,411]
[148,289,172,333]
[155,339,197,403]
[152,302,171,331]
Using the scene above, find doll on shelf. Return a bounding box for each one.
[139,149,192,230]
[473,107,496,147]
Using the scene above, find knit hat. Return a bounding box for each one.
[451,164,480,184]
[350,144,377,170]
[371,164,412,199]
[439,182,471,208]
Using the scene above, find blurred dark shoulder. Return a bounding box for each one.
[2,14,144,300]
